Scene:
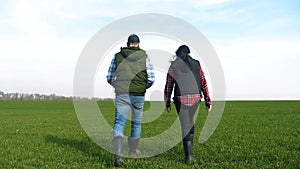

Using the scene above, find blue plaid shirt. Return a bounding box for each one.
[106,55,155,89]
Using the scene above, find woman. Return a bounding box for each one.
[164,45,211,163]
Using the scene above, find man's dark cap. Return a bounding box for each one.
[127,34,140,44]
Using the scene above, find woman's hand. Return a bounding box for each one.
[206,104,212,113]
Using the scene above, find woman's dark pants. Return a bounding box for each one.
[174,99,200,162]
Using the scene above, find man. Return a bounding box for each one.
[164,45,211,163]
[106,34,155,167]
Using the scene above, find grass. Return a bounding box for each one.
[0,100,299,168]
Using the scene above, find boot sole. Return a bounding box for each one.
[114,160,124,167]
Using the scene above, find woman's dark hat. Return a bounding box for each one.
[176,45,190,56]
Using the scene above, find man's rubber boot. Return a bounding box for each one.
[128,137,141,156]
[113,136,124,167]
[183,140,193,164]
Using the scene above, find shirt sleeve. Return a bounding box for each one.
[199,64,211,106]
[164,66,175,107]
[106,55,117,85]
[146,56,155,89]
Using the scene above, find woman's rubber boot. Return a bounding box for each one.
[190,133,194,147]
[183,140,193,164]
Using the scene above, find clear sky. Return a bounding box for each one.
[0,0,299,100]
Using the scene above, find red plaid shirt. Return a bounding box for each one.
[164,62,211,107]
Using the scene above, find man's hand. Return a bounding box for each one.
[165,107,171,113]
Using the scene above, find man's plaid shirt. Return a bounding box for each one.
[164,63,211,107]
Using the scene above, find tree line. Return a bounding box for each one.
[0,91,109,101]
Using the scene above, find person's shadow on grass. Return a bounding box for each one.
[45,135,188,167]
[45,135,114,168]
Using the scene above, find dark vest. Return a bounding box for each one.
[113,47,147,95]
[172,56,201,96]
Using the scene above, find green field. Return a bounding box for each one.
[0,100,299,168]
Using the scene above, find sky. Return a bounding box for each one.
[0,0,299,100]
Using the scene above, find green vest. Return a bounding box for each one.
[113,47,147,95]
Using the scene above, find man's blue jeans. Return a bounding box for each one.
[113,94,145,139]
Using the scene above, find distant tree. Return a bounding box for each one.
[0,91,4,99]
